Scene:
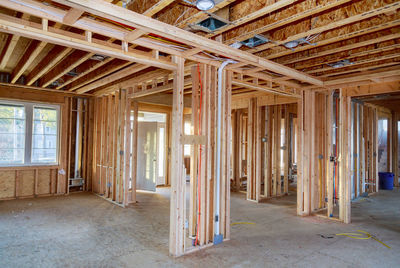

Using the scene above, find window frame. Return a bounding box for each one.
[0,99,60,167]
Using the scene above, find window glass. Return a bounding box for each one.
[32,107,58,163]
[0,104,25,164]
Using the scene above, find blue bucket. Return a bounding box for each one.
[378,172,394,190]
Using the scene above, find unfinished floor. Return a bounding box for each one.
[0,188,399,267]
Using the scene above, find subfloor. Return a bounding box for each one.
[0,187,399,267]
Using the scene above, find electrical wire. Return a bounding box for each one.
[336,230,391,249]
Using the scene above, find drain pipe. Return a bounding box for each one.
[214,59,236,245]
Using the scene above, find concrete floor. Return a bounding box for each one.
[0,187,399,267]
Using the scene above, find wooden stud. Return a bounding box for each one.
[169,56,185,257]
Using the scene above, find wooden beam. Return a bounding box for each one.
[267,19,400,60]
[26,45,73,86]
[339,89,351,223]
[169,56,185,257]
[325,69,400,88]
[307,53,400,74]
[42,0,323,85]
[0,34,20,70]
[225,0,354,44]
[320,61,400,78]
[11,40,47,83]
[129,78,191,98]
[63,8,84,24]
[76,64,148,94]
[0,13,176,71]
[57,57,114,89]
[142,0,175,17]
[247,2,400,53]
[232,79,299,97]
[393,112,399,187]
[326,91,334,217]
[287,33,400,67]
[124,29,147,42]
[39,50,93,87]
[296,44,400,72]
[175,0,236,29]
[70,61,131,92]
[207,0,298,37]
[130,100,138,203]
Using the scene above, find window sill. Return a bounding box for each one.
[0,165,60,170]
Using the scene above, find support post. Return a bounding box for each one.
[169,56,185,257]
[393,112,399,187]
[339,89,351,224]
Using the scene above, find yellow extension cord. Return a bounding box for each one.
[336,230,391,249]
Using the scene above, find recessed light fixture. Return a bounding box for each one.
[284,40,299,49]
[328,59,354,68]
[230,42,243,49]
[196,0,215,11]
[331,62,345,68]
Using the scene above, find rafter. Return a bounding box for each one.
[247,2,400,53]
[224,0,354,45]
[324,67,400,87]
[40,50,93,87]
[142,0,176,17]
[97,68,172,96]
[0,13,177,70]
[11,40,47,83]
[76,64,149,94]
[284,32,400,67]
[0,34,20,70]
[54,0,323,85]
[266,19,400,60]
[130,78,192,98]
[293,43,400,71]
[175,0,236,29]
[232,79,299,97]
[307,53,400,74]
[57,57,113,89]
[26,45,73,86]
[320,61,400,78]
[207,0,298,38]
[69,61,131,92]
[63,8,84,24]
[0,0,323,86]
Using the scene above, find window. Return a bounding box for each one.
[0,100,59,166]
[32,107,58,163]
[0,104,25,164]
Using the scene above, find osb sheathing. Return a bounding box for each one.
[255,4,400,58]
[274,28,400,66]
[284,35,400,69]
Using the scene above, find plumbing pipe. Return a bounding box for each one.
[215,59,236,241]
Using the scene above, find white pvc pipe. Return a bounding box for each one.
[215,59,235,237]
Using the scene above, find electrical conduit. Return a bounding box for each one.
[215,59,236,244]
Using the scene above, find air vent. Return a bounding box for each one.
[198,17,227,31]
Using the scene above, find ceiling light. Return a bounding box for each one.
[331,62,344,68]
[91,54,107,61]
[230,42,243,49]
[284,41,299,49]
[328,59,354,68]
[196,0,215,11]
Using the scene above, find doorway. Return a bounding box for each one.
[135,111,167,192]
